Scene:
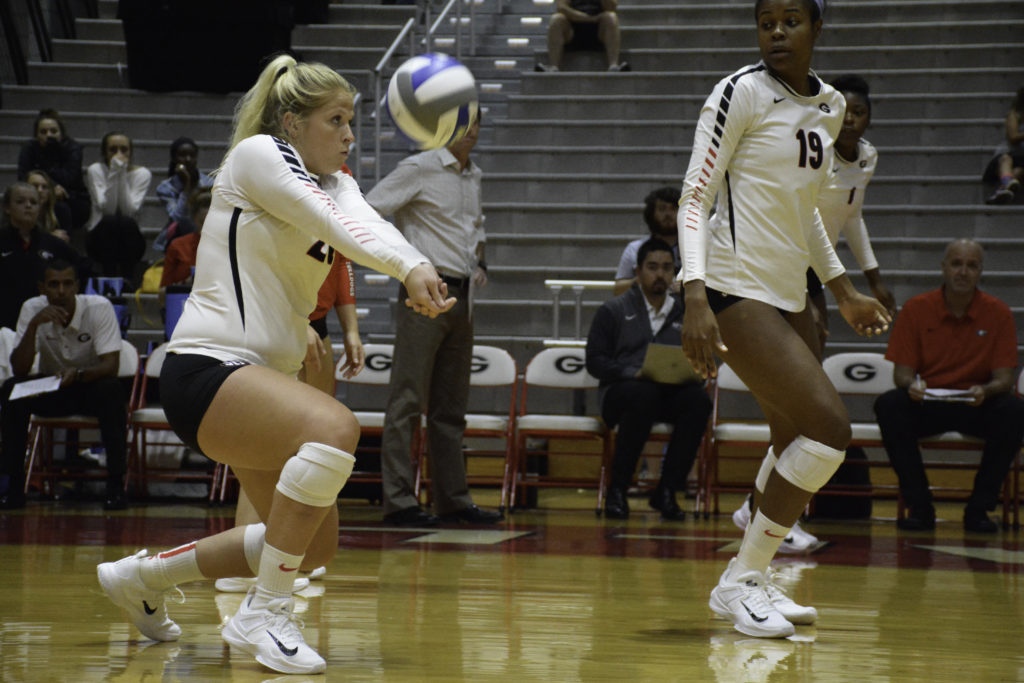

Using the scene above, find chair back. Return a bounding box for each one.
[145,342,170,378]
[470,345,517,387]
[1017,369,1024,397]
[715,363,749,393]
[523,347,598,389]
[117,339,140,378]
[336,343,394,386]
[164,291,189,340]
[822,352,895,395]
[0,327,16,383]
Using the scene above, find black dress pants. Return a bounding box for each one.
[602,379,712,492]
[874,388,1024,512]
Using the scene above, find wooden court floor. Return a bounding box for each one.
[2,491,1023,682]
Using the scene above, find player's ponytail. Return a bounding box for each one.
[223,53,356,167]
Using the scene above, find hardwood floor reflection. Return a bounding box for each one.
[1,493,1022,681]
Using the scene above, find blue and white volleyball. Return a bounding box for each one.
[386,53,479,150]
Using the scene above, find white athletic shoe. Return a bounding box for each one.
[731,496,820,554]
[97,549,184,642]
[306,566,327,581]
[764,568,817,625]
[214,576,310,593]
[221,588,326,674]
[709,559,795,638]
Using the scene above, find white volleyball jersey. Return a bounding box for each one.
[817,138,879,271]
[168,135,426,375]
[678,62,847,311]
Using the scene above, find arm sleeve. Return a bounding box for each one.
[338,257,356,306]
[85,162,113,214]
[807,208,846,283]
[991,304,1020,370]
[883,302,920,369]
[614,242,637,279]
[227,137,427,283]
[122,166,152,216]
[156,178,188,223]
[841,214,879,272]
[91,300,123,356]
[677,78,754,283]
[585,303,623,381]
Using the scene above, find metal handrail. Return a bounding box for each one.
[424,0,476,60]
[372,16,417,185]
[544,279,615,340]
[0,0,28,85]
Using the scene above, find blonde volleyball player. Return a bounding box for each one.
[97,54,454,674]
[731,74,898,548]
[678,0,891,638]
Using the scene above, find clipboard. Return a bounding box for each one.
[638,343,701,385]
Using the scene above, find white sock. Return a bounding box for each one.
[730,510,790,580]
[242,523,266,575]
[754,446,777,495]
[252,543,304,607]
[139,542,204,590]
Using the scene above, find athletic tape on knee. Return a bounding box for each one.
[243,522,266,575]
[275,442,356,508]
[773,435,845,493]
[754,446,777,493]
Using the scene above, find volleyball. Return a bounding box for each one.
[385,53,479,150]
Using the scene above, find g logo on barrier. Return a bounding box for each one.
[366,353,392,371]
[843,363,877,382]
[555,355,585,373]
[470,355,490,374]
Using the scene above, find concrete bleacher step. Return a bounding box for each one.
[520,68,1024,97]
[489,117,1005,148]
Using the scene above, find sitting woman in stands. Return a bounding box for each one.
[16,108,90,232]
[160,188,211,289]
[154,136,214,249]
[84,132,151,283]
[26,170,71,242]
[982,85,1024,204]
[97,53,454,675]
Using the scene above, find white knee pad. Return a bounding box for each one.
[243,522,266,575]
[276,442,356,508]
[773,435,845,493]
[754,446,777,493]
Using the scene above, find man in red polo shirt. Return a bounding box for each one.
[874,238,1023,533]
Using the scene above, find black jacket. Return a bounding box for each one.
[0,227,83,330]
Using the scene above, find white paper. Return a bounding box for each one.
[9,375,62,400]
[922,387,975,403]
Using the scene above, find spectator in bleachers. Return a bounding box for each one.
[84,132,150,284]
[613,186,681,295]
[159,187,212,289]
[16,108,90,233]
[983,86,1024,205]
[874,238,1024,533]
[0,182,82,330]
[154,137,214,250]
[537,0,628,72]
[366,115,503,527]
[0,259,129,511]
[26,170,71,242]
[586,238,711,520]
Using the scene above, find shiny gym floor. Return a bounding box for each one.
[2,490,1022,682]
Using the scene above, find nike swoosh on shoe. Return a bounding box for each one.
[143,601,157,615]
[740,600,769,623]
[267,631,299,656]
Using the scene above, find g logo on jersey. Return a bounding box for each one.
[819,103,831,113]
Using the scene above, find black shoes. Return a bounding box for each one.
[897,506,936,531]
[964,507,999,533]
[0,491,26,510]
[604,486,629,519]
[441,505,504,524]
[648,485,686,522]
[384,505,441,527]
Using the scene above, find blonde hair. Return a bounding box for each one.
[25,170,59,233]
[225,54,356,164]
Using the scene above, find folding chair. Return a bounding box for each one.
[416,344,518,510]
[695,363,771,518]
[129,342,217,500]
[24,339,139,496]
[822,352,1015,527]
[510,346,610,513]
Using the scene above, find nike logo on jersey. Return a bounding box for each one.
[740,600,769,623]
[0,251,13,258]
[143,601,158,615]
[764,529,786,538]
[279,563,299,572]
[267,630,299,656]
[624,314,637,320]
[773,97,785,104]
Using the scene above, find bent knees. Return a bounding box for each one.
[299,404,360,455]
